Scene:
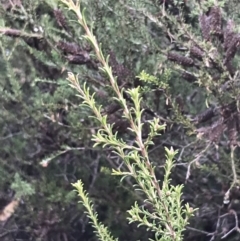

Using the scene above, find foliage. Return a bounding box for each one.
[1,0,240,240]
[11,173,35,199]
[61,1,194,241]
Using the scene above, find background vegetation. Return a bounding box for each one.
[1,0,240,240]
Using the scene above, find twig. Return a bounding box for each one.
[0,28,43,38]
[185,142,211,182]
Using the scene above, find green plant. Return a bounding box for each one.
[11,173,35,199]
[60,1,195,241]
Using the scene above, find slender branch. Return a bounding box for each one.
[0,28,43,38]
